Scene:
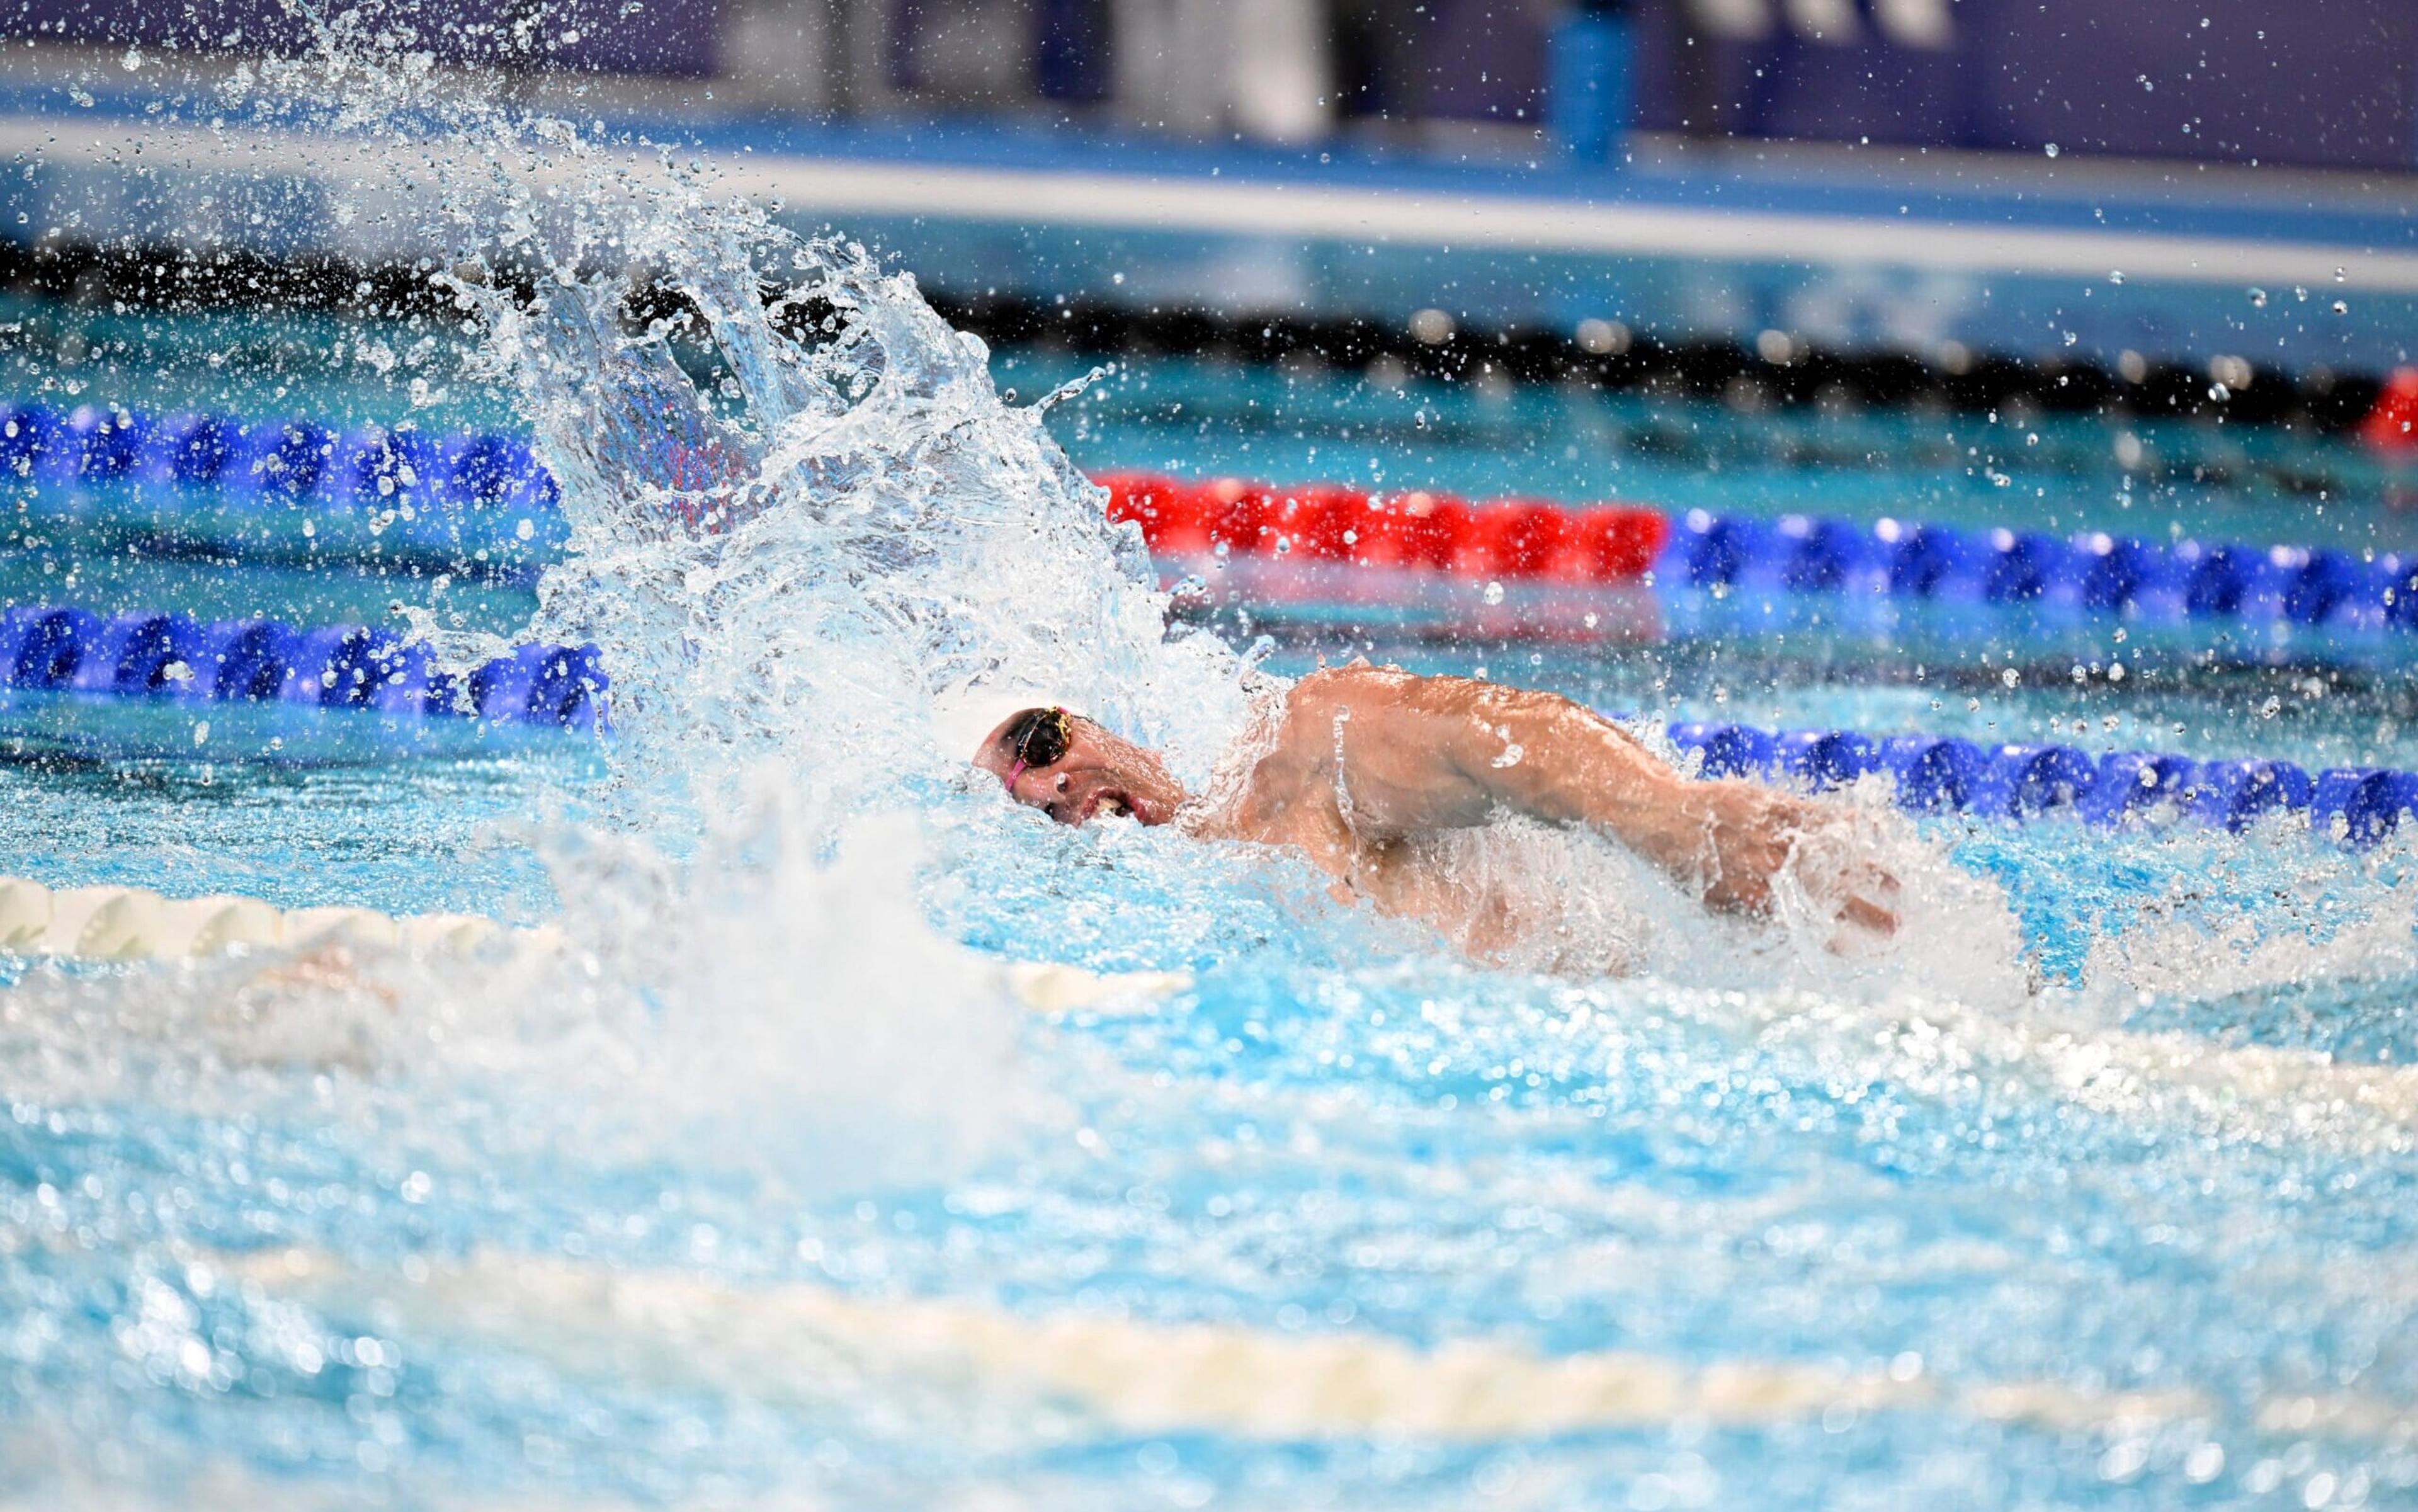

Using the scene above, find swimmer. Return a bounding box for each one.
[967,665,1900,952]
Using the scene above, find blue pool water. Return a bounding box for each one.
[4,49,2418,1512]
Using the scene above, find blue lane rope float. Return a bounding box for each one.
[0,596,2404,846]
[1664,719,2414,846]
[0,403,560,517]
[0,605,606,729]
[11,401,2418,639]
[1660,509,2418,635]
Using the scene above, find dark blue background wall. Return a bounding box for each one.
[1631,0,2417,171]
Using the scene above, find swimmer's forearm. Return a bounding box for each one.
[1422,681,1887,927]
[1456,697,1712,872]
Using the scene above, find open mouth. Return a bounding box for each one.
[1087,791,1132,821]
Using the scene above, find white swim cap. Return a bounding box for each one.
[930,681,1071,764]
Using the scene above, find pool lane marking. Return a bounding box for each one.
[10,113,2418,294]
[0,874,536,960]
[14,872,2418,1156]
[237,1244,2239,1443]
[0,872,1189,1014]
[11,871,2418,1147]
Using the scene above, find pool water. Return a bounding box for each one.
[4,51,2418,1512]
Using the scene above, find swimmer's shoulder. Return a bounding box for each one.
[1286,659,1419,718]
[1286,662,1516,735]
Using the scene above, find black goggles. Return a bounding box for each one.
[1001,706,1073,786]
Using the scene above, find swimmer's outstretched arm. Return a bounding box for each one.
[1290,667,1899,933]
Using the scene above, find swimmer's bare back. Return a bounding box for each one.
[1189,665,1901,940]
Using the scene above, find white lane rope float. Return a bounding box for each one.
[0,874,520,960]
[229,1244,2418,1447]
[6,876,2416,1153]
[0,873,1188,1015]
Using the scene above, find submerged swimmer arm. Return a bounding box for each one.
[1294,669,1898,932]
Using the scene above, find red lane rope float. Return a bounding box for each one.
[2363,367,2418,452]
[1096,473,1669,585]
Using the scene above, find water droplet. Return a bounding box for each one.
[2044,142,2060,158]
[2249,287,2268,307]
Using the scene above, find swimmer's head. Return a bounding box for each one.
[972,705,1184,827]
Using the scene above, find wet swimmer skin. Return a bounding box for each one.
[969,665,1901,951]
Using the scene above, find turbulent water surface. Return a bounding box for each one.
[0,28,2415,1512]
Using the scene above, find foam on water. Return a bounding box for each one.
[211,15,2028,1001]
[439,152,1254,822]
[0,778,1025,1193]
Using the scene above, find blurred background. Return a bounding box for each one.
[16,0,2413,167]
[2,0,2412,380]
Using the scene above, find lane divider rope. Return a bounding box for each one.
[23,877,2418,1159]
[0,603,606,728]
[0,870,1188,1016]
[12,399,2416,634]
[1101,472,2418,635]
[0,594,2403,846]
[0,874,535,960]
[241,1244,2413,1445]
[1660,719,2418,846]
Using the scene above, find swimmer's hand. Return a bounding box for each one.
[1684,783,1900,938]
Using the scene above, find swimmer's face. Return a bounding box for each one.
[973,707,1179,827]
